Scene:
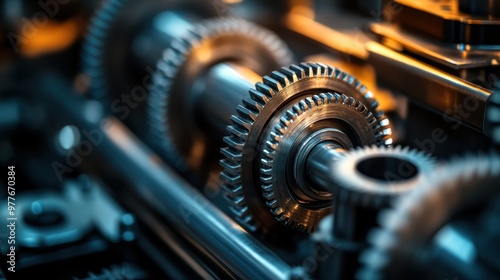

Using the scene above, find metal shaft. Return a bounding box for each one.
[305,141,346,192]
[198,61,346,195]
[37,74,293,280]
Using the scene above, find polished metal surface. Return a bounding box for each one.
[304,141,345,193]
[328,145,436,280]
[37,74,293,280]
[220,62,392,233]
[367,42,491,132]
[5,0,500,278]
[197,62,261,139]
[359,153,500,280]
[332,145,436,209]
[257,93,381,232]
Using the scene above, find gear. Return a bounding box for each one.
[148,17,293,174]
[220,62,392,233]
[258,93,385,232]
[331,145,436,208]
[81,0,218,101]
[487,81,500,146]
[358,153,500,280]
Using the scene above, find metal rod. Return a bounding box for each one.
[196,62,262,137]
[38,74,293,280]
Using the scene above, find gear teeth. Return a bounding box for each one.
[220,159,241,174]
[230,116,253,131]
[82,0,129,99]
[223,135,245,151]
[270,206,284,216]
[221,62,393,233]
[236,105,258,122]
[220,170,241,186]
[260,156,274,168]
[255,83,276,98]
[271,71,291,86]
[249,89,269,105]
[225,193,247,208]
[220,146,241,161]
[242,98,262,113]
[256,93,390,233]
[263,76,283,92]
[358,153,500,279]
[280,67,299,82]
[145,17,292,177]
[289,64,306,78]
[261,183,273,192]
[227,125,248,140]
[332,145,436,209]
[263,190,276,200]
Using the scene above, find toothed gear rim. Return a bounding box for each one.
[220,62,392,233]
[487,81,500,145]
[82,0,127,100]
[331,145,436,208]
[82,0,217,101]
[259,93,385,233]
[358,153,500,280]
[148,17,293,173]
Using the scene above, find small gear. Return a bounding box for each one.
[358,153,500,280]
[259,93,385,232]
[220,62,392,233]
[331,145,436,208]
[148,17,293,174]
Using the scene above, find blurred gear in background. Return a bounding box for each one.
[0,0,499,279]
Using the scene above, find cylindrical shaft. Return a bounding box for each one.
[37,74,293,280]
[196,62,262,137]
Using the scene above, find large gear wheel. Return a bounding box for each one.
[220,62,392,234]
[358,153,500,280]
[148,17,293,174]
[258,93,385,232]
